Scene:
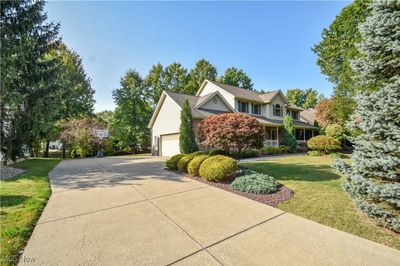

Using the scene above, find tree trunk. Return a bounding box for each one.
[62,141,66,159]
[44,140,50,158]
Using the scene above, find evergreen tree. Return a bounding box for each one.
[1,0,60,160]
[333,0,400,232]
[282,116,297,151]
[179,99,198,153]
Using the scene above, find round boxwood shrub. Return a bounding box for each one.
[199,155,237,182]
[307,135,340,155]
[187,155,210,176]
[177,154,197,172]
[231,170,279,194]
[166,154,185,170]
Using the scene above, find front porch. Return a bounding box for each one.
[263,126,315,147]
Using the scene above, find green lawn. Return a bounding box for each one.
[0,158,60,266]
[242,155,400,250]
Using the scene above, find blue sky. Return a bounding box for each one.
[45,1,349,112]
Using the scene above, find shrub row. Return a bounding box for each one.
[166,153,237,182]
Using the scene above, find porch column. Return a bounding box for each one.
[312,129,314,137]
[303,128,306,142]
[276,127,279,147]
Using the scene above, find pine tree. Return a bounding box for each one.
[333,0,400,232]
[179,99,198,153]
[282,116,297,151]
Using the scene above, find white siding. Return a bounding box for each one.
[198,83,235,108]
[268,94,287,121]
[151,95,181,150]
[200,95,231,112]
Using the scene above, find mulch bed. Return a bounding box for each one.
[168,169,294,207]
[1,165,25,180]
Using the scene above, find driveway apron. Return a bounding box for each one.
[20,156,400,265]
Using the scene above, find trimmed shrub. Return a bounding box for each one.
[243,149,260,158]
[187,155,210,176]
[208,149,226,156]
[166,154,185,170]
[307,135,340,155]
[260,146,278,155]
[325,124,344,142]
[231,170,279,194]
[177,154,197,172]
[190,151,206,156]
[278,146,290,154]
[307,150,321,156]
[199,155,237,182]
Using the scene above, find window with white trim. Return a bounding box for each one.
[251,103,261,115]
[238,101,248,113]
[273,104,282,116]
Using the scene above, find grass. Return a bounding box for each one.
[242,155,400,250]
[0,158,60,266]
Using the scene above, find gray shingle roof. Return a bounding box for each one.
[208,80,279,103]
[164,91,227,119]
[165,90,316,128]
[300,108,316,125]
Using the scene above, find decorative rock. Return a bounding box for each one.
[0,166,25,180]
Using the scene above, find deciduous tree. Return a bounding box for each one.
[312,0,371,124]
[186,59,217,94]
[218,67,253,90]
[198,113,263,155]
[112,69,152,152]
[315,99,337,128]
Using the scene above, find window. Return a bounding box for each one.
[273,104,282,116]
[238,101,248,113]
[252,104,261,115]
[291,111,299,120]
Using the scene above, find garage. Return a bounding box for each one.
[160,134,180,157]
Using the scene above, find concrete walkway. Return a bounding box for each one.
[20,156,399,265]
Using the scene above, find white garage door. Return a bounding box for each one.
[161,134,180,157]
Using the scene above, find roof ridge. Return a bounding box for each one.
[164,90,199,98]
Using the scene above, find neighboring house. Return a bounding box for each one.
[148,80,317,156]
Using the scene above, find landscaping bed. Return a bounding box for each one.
[167,168,293,207]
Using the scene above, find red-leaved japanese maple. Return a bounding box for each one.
[198,113,263,155]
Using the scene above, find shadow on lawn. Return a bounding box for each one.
[243,161,341,182]
[0,195,29,207]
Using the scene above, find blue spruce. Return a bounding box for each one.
[333,0,400,232]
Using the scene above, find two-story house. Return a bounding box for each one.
[148,79,317,156]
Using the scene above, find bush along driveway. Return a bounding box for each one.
[0,158,60,266]
[17,156,400,265]
[242,155,400,250]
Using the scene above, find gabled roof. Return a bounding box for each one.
[157,90,233,120]
[203,80,287,104]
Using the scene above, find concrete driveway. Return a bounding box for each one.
[20,156,399,265]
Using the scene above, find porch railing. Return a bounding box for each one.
[264,140,278,147]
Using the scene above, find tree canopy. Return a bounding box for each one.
[112,69,152,152]
[218,67,253,90]
[312,0,371,125]
[286,88,320,109]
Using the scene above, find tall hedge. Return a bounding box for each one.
[179,99,198,154]
[282,115,297,151]
[333,0,400,232]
